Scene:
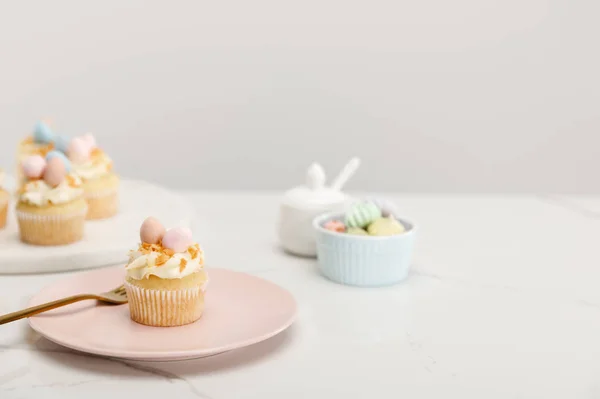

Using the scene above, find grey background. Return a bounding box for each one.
[1,0,598,193]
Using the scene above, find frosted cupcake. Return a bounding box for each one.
[16,121,68,182]
[16,153,87,245]
[124,217,208,327]
[67,133,119,220]
[0,169,9,229]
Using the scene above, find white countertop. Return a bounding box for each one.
[1,192,600,399]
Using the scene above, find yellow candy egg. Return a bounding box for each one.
[367,217,405,236]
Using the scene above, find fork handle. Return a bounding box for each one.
[0,294,98,325]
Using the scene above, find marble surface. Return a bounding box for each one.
[1,192,600,398]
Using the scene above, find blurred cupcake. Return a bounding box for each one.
[16,120,69,182]
[67,133,119,220]
[124,217,208,327]
[0,169,9,229]
[16,153,87,245]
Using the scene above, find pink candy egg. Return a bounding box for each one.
[82,133,96,149]
[22,155,47,179]
[162,227,193,253]
[324,220,346,233]
[68,137,92,164]
[140,217,166,244]
[43,157,66,187]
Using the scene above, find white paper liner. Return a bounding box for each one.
[15,206,88,221]
[84,187,118,199]
[0,197,8,228]
[124,281,204,327]
[16,203,87,245]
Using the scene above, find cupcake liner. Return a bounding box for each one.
[84,188,118,220]
[124,282,204,327]
[16,206,87,245]
[0,198,8,229]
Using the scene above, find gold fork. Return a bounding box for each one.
[0,285,128,325]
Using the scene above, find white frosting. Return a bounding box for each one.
[20,175,84,206]
[125,246,205,280]
[73,151,113,180]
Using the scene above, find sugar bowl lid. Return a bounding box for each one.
[282,158,360,208]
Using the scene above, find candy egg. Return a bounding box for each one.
[345,202,382,228]
[81,133,97,149]
[51,135,70,153]
[68,137,92,164]
[140,217,166,244]
[347,227,369,236]
[367,216,405,236]
[323,220,345,233]
[162,227,193,253]
[43,157,67,187]
[45,150,72,173]
[33,121,54,144]
[21,155,47,179]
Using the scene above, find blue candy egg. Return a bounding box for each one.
[45,150,72,172]
[33,121,54,144]
[52,135,70,153]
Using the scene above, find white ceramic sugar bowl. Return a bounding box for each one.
[277,158,359,257]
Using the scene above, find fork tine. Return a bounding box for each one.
[111,285,125,293]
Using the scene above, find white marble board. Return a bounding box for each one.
[0,179,195,274]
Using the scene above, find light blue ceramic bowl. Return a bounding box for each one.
[313,213,416,287]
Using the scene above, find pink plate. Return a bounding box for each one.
[28,267,297,361]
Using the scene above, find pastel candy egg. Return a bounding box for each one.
[45,150,72,173]
[367,197,398,218]
[162,227,193,253]
[140,217,166,244]
[21,155,47,179]
[82,133,97,149]
[345,202,382,228]
[51,135,70,153]
[367,217,405,236]
[68,137,92,164]
[43,157,67,187]
[323,220,345,233]
[347,227,368,236]
[33,121,54,143]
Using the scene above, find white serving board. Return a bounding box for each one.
[0,179,195,274]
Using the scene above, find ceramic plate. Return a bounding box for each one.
[28,267,297,361]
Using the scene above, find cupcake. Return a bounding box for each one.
[66,133,118,220]
[16,121,68,183]
[16,153,87,245]
[124,217,208,327]
[0,169,9,229]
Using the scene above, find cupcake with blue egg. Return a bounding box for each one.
[16,120,69,182]
[16,151,87,245]
[66,133,118,220]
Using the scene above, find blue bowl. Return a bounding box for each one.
[313,213,416,287]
